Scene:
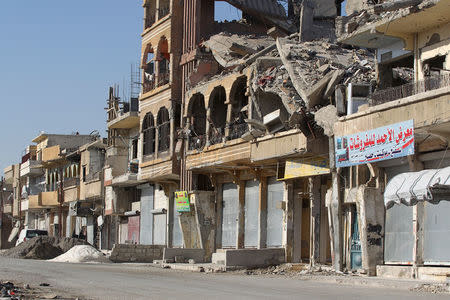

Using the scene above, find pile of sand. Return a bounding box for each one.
[49,245,110,263]
[1,236,89,260]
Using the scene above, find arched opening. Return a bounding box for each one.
[157,107,170,153]
[142,113,156,156]
[142,44,155,93]
[188,93,206,150]
[157,37,170,87]
[208,86,227,145]
[229,76,249,139]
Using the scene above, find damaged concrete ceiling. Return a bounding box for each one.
[224,0,297,33]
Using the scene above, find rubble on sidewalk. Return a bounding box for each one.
[0,236,89,260]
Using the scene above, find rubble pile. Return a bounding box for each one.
[1,236,89,260]
[240,263,344,277]
[0,281,81,299]
[203,32,274,68]
[49,245,110,263]
[276,35,376,109]
[339,0,439,38]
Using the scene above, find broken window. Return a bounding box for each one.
[144,0,156,29]
[158,0,170,20]
[188,93,207,150]
[157,37,170,86]
[157,107,171,153]
[228,76,249,140]
[208,86,227,145]
[193,174,214,191]
[142,44,156,93]
[142,113,156,156]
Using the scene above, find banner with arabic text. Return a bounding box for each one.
[175,191,190,212]
[335,120,414,168]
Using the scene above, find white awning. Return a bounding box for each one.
[384,166,450,208]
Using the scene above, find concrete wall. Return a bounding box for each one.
[212,248,285,268]
[109,244,165,263]
[163,248,206,263]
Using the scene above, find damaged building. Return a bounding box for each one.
[330,0,450,280]
[1,0,449,282]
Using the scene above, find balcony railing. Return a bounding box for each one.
[371,73,450,106]
[64,177,80,188]
[157,72,170,87]
[144,15,156,29]
[158,6,170,19]
[228,122,249,140]
[189,135,206,151]
[143,79,156,93]
[209,128,225,146]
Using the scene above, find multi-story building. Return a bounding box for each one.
[103,87,143,249]
[0,176,14,249]
[331,0,450,279]
[136,0,184,248]
[26,133,95,237]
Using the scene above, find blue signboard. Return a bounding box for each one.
[335,120,414,168]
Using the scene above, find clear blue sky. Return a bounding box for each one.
[0,1,345,175]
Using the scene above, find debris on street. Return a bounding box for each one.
[49,245,110,263]
[0,237,89,260]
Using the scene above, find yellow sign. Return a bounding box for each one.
[283,157,330,179]
[175,191,190,212]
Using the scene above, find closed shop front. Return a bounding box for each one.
[222,183,238,248]
[267,177,283,248]
[139,185,154,245]
[127,216,140,244]
[244,180,259,248]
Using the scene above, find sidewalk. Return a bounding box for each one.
[153,262,450,294]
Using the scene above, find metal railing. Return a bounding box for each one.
[143,79,156,93]
[158,6,170,19]
[209,128,225,146]
[144,15,155,29]
[158,72,170,87]
[228,122,249,140]
[371,73,450,106]
[189,135,206,151]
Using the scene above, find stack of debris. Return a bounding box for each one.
[338,0,439,38]
[1,236,89,260]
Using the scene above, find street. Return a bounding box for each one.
[0,257,448,300]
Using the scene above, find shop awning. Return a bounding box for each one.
[384,166,450,208]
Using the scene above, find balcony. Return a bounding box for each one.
[140,156,179,181]
[157,72,170,87]
[41,191,59,207]
[250,129,327,163]
[371,74,450,107]
[42,145,61,162]
[64,185,80,203]
[3,165,14,184]
[144,15,156,29]
[21,199,29,212]
[20,160,43,177]
[81,172,103,200]
[28,194,41,209]
[107,111,140,129]
[3,203,12,214]
[186,138,251,171]
[228,122,249,141]
[157,6,170,20]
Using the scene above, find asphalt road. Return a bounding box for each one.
[0,257,448,300]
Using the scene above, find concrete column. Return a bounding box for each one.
[299,0,314,42]
[225,103,233,139]
[154,114,159,159]
[330,171,342,271]
[409,154,424,275]
[215,183,223,249]
[284,181,294,262]
[309,176,321,267]
[169,107,175,156]
[205,108,211,146]
[258,177,267,249]
[236,180,245,249]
